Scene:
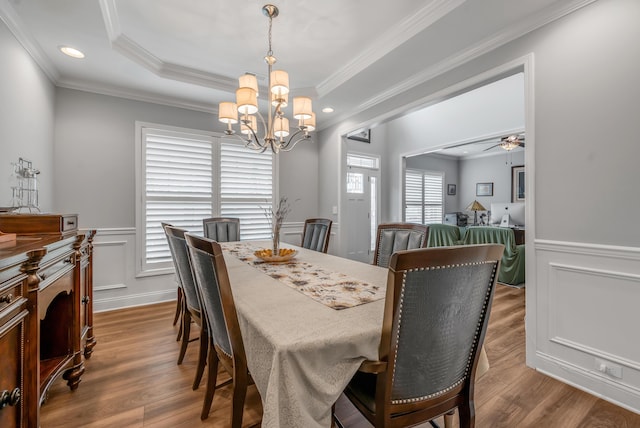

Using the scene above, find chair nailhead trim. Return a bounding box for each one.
[389,261,498,405]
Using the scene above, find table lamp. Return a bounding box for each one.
[466,200,486,225]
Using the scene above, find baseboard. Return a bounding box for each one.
[94,289,176,313]
[535,351,640,415]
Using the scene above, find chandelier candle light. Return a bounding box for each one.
[218,4,315,153]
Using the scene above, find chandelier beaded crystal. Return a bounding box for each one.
[218,4,315,153]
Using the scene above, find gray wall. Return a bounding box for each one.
[459,151,525,213]
[379,73,525,224]
[0,21,55,211]
[53,88,319,229]
[319,0,639,248]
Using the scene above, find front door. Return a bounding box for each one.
[345,165,379,263]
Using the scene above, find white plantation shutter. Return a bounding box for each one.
[423,171,443,224]
[138,124,274,275]
[404,169,444,224]
[220,143,273,240]
[405,170,423,223]
[142,128,213,270]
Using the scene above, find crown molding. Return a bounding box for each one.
[56,77,218,115]
[99,0,236,92]
[352,0,598,115]
[0,0,59,82]
[315,0,467,98]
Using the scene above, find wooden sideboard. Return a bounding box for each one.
[0,214,95,427]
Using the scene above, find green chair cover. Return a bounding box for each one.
[426,224,462,247]
[461,226,525,286]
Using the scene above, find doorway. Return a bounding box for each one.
[344,153,380,263]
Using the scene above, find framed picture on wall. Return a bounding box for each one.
[346,129,370,143]
[512,165,525,202]
[447,184,456,195]
[476,182,493,196]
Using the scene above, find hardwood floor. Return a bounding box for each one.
[40,285,640,427]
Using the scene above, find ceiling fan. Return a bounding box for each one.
[483,134,525,152]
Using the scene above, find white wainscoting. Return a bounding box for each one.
[91,222,340,313]
[91,227,176,312]
[533,239,640,414]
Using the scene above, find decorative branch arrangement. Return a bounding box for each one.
[263,196,293,255]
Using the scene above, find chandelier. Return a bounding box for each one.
[218,4,315,153]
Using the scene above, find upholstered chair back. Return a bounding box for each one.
[164,225,200,313]
[301,218,332,253]
[373,223,428,268]
[388,248,499,402]
[186,236,233,356]
[202,217,240,242]
[343,244,503,428]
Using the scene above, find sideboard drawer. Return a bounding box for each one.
[0,281,23,316]
[0,214,78,235]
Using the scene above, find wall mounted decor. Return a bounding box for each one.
[512,165,525,202]
[476,182,493,197]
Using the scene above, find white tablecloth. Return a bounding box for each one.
[223,241,490,427]
[224,242,387,428]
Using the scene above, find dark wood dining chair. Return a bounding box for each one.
[161,222,184,339]
[301,218,333,253]
[372,223,429,268]
[341,244,503,428]
[163,225,207,390]
[185,233,255,426]
[203,217,241,242]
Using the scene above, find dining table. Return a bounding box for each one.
[220,240,489,428]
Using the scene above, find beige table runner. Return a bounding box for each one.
[220,241,385,309]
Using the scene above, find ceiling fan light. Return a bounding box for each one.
[236,87,258,115]
[293,96,312,120]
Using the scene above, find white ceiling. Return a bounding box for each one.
[1,0,590,131]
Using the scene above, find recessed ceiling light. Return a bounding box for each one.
[322,107,334,113]
[59,46,85,59]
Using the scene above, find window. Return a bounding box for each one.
[220,143,273,241]
[347,153,379,169]
[136,122,274,275]
[370,176,377,251]
[346,172,364,194]
[404,169,443,224]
